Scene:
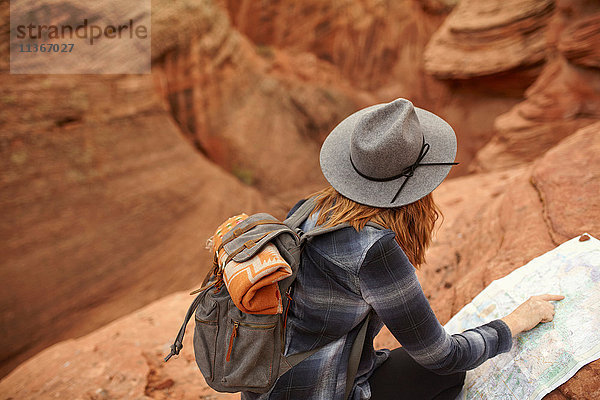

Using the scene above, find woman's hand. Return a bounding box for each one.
[501,294,565,336]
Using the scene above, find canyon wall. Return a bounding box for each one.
[154,0,529,180]
[0,71,271,376]
[0,0,280,377]
[152,0,376,204]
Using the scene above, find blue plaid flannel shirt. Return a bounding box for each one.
[242,201,512,400]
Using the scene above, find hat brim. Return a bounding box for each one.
[319,103,457,208]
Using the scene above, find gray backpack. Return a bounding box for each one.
[164,199,374,398]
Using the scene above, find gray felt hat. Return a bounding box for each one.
[319,98,458,208]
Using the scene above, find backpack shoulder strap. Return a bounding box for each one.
[344,312,371,400]
[283,198,316,229]
[302,220,385,241]
[279,313,372,400]
[284,197,386,238]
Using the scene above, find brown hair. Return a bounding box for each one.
[309,186,442,268]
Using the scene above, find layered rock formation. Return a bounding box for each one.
[466,4,600,171]
[2,123,598,399]
[424,0,600,174]
[424,0,554,79]
[221,0,445,92]
[559,13,600,68]
[152,0,376,204]
[473,57,600,170]
[218,0,527,177]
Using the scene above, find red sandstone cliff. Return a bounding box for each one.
[219,0,525,177]
[0,0,281,378]
[425,0,600,175]
[0,71,272,376]
[427,0,600,172]
[152,0,376,204]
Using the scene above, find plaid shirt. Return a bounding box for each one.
[242,202,512,400]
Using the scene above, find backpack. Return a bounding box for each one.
[164,198,375,399]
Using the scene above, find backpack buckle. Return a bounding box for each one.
[233,228,244,238]
[244,240,256,249]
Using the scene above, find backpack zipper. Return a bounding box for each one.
[282,288,293,352]
[195,317,217,325]
[226,321,239,362]
[238,321,277,329]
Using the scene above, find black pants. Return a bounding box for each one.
[369,348,466,400]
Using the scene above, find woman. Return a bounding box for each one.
[243,98,563,400]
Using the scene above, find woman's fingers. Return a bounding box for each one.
[536,294,565,301]
[536,295,562,322]
[502,294,565,335]
[540,306,555,322]
[525,295,563,327]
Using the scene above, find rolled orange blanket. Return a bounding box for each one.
[211,215,292,314]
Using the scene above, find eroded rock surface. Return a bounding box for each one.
[217,0,524,178]
[0,71,272,378]
[559,13,600,69]
[0,292,236,400]
[221,0,445,92]
[152,0,375,204]
[472,58,600,171]
[470,4,600,172]
[424,0,554,79]
[530,122,600,244]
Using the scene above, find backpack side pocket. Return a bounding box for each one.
[193,295,219,382]
[221,317,278,389]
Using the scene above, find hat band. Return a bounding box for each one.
[349,137,459,204]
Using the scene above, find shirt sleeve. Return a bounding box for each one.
[358,233,513,374]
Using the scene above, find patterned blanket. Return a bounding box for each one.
[211,215,292,314]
